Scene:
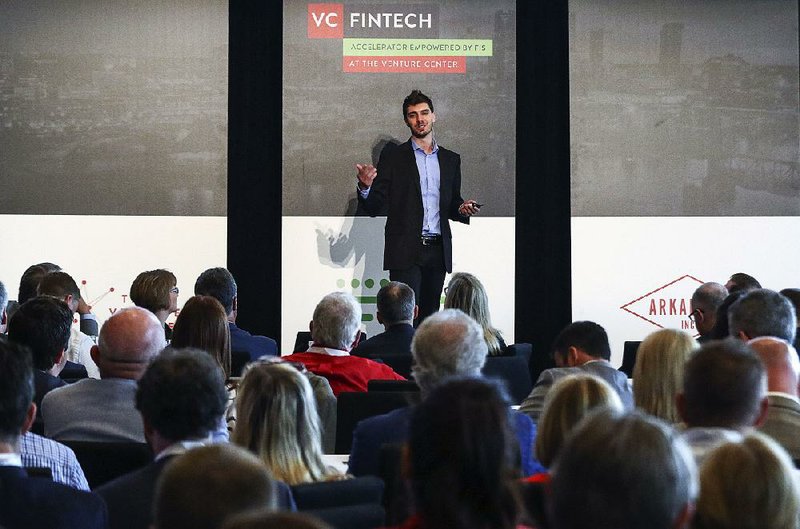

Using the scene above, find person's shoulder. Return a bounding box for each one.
[95,458,165,497]
[357,405,411,432]
[437,143,460,160]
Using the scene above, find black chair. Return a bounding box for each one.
[231,349,251,377]
[335,392,414,454]
[370,354,413,379]
[24,466,53,480]
[367,380,420,392]
[60,441,153,489]
[294,331,367,353]
[528,347,556,387]
[505,342,533,362]
[292,476,385,529]
[619,341,642,378]
[378,443,408,526]
[482,355,534,404]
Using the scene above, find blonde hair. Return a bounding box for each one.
[232,362,336,485]
[444,272,504,355]
[694,432,800,529]
[535,374,623,467]
[633,329,698,423]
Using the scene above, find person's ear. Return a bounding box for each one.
[21,402,36,434]
[566,346,580,367]
[90,345,100,365]
[737,330,751,341]
[309,320,313,333]
[232,295,238,314]
[413,305,419,320]
[753,396,770,427]
[376,311,384,325]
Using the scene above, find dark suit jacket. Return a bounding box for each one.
[0,465,107,529]
[358,140,468,272]
[34,370,66,414]
[229,322,278,361]
[351,324,414,358]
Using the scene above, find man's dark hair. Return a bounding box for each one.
[402,89,434,118]
[37,271,80,301]
[552,321,611,361]
[136,347,227,441]
[7,296,72,371]
[727,273,761,293]
[779,288,800,323]
[0,337,35,445]
[728,289,796,343]
[377,281,415,325]
[194,267,237,315]
[681,338,766,428]
[18,262,61,304]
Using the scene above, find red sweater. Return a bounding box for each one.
[286,351,405,396]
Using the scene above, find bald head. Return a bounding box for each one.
[748,337,800,397]
[93,307,166,379]
[691,282,728,337]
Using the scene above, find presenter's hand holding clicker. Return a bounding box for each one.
[459,200,481,217]
[356,163,377,190]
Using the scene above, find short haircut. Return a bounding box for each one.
[376,281,415,324]
[130,269,176,313]
[729,289,797,343]
[310,292,361,350]
[411,308,488,395]
[695,432,800,529]
[37,271,80,300]
[0,280,8,313]
[727,272,762,293]
[136,348,228,442]
[779,288,800,323]
[552,321,611,361]
[550,410,697,529]
[170,295,232,379]
[0,337,35,446]
[692,282,728,313]
[195,267,237,315]
[154,444,275,529]
[402,89,434,118]
[409,377,518,529]
[707,291,745,340]
[535,374,623,467]
[633,329,698,423]
[681,339,766,428]
[17,262,61,304]
[7,296,72,371]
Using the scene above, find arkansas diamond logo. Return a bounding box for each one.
[620,275,704,332]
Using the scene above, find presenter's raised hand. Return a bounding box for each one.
[459,200,481,217]
[356,163,377,190]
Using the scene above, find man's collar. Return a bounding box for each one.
[307,345,350,357]
[410,136,438,153]
[155,437,212,461]
[0,453,22,467]
[767,391,800,404]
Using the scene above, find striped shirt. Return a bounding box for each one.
[19,432,89,491]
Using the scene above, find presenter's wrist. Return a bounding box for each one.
[357,181,370,191]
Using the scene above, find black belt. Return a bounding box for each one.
[420,235,442,246]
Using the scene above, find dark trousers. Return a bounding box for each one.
[390,241,446,325]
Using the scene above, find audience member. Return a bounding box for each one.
[42,307,166,442]
[519,320,633,421]
[690,282,728,342]
[779,287,800,350]
[443,271,506,355]
[130,268,179,340]
[728,288,797,344]
[348,309,541,477]
[676,338,768,465]
[223,511,332,529]
[705,290,745,340]
[748,336,800,461]
[0,337,107,529]
[96,348,229,529]
[153,444,276,529]
[171,295,232,378]
[724,272,761,294]
[7,262,62,322]
[633,328,698,423]
[195,267,278,361]
[351,281,416,358]
[285,292,405,395]
[693,432,799,529]
[0,279,8,333]
[38,270,100,378]
[550,410,697,529]
[233,361,341,484]
[388,378,528,529]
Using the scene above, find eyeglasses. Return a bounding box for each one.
[688,309,702,322]
[170,287,179,294]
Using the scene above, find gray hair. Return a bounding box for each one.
[0,280,7,314]
[376,281,415,325]
[729,289,797,343]
[411,309,488,394]
[691,282,728,312]
[310,292,362,350]
[551,410,698,529]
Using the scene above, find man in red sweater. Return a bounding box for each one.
[286,292,405,395]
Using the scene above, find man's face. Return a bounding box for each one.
[405,102,435,139]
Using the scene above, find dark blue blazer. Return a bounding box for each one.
[229,322,278,361]
[0,465,107,529]
[351,324,414,358]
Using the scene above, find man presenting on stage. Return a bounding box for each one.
[357,90,480,324]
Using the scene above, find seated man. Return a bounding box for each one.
[0,337,106,528]
[285,292,405,395]
[42,307,166,442]
[519,321,633,421]
[728,288,797,344]
[348,309,543,477]
[690,282,728,343]
[351,281,416,358]
[194,267,278,362]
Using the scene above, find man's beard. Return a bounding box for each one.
[411,126,432,138]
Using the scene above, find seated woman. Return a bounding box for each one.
[232,361,342,485]
[130,269,179,340]
[633,329,698,424]
[390,377,531,529]
[694,432,800,529]
[444,272,506,355]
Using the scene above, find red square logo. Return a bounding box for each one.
[308,3,344,39]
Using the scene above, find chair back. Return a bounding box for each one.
[482,355,533,404]
[335,392,413,454]
[505,342,532,361]
[60,440,153,489]
[528,347,556,387]
[619,341,642,377]
[370,354,413,379]
[231,349,250,377]
[367,380,420,392]
[292,476,385,529]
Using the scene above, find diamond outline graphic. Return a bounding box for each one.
[620,274,704,329]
